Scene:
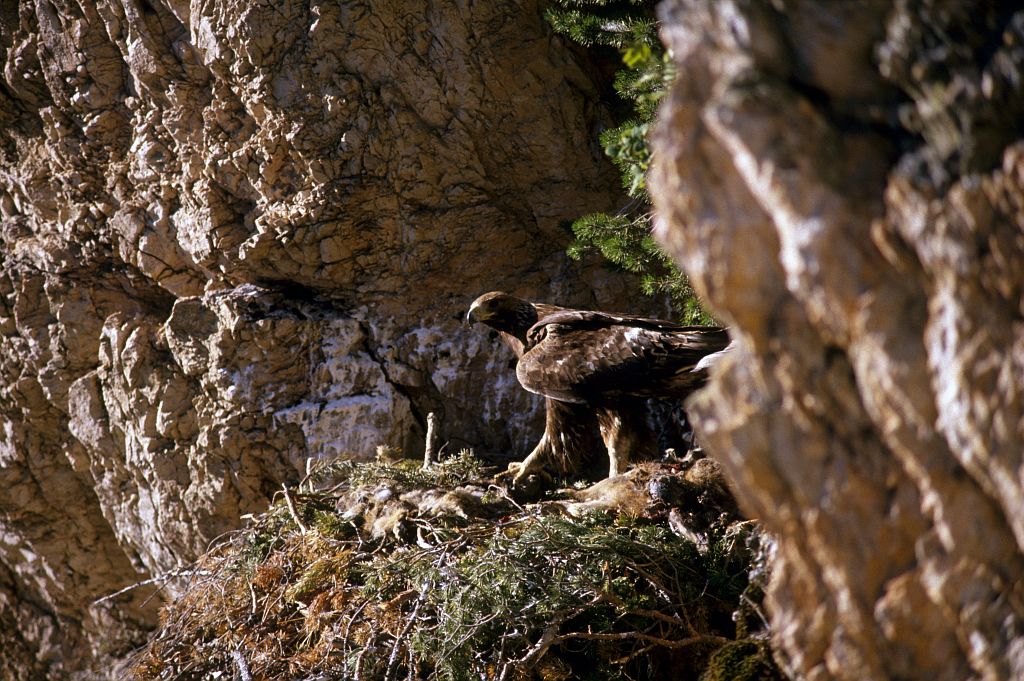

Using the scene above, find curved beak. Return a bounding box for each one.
[465,301,481,326]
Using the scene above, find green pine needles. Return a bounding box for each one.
[547,1,714,325]
[545,0,658,49]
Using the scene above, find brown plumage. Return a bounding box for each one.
[467,291,730,481]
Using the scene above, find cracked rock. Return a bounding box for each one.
[0,0,640,675]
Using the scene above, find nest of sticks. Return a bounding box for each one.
[129,450,779,681]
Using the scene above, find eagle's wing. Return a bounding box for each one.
[529,309,710,336]
[517,311,729,403]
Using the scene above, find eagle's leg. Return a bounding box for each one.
[597,406,656,477]
[598,411,629,478]
[505,400,606,485]
[507,433,552,483]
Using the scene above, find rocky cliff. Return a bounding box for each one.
[0,1,635,676]
[652,1,1024,679]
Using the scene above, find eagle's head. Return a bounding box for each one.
[466,291,538,339]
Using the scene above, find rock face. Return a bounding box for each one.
[651,1,1024,679]
[0,1,633,676]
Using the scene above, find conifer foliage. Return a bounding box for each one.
[547,1,714,324]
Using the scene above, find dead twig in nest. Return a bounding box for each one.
[385,583,431,681]
[282,485,309,534]
[499,615,568,681]
[92,569,206,605]
[423,412,440,469]
[230,649,253,681]
[560,630,730,648]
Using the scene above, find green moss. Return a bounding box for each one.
[701,640,783,681]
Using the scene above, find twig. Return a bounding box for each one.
[626,607,690,628]
[354,626,379,681]
[611,643,657,665]
[522,622,563,665]
[498,624,724,680]
[490,483,527,513]
[282,484,309,534]
[499,612,570,681]
[342,597,373,678]
[741,592,771,631]
[629,562,676,603]
[423,412,440,469]
[230,649,253,681]
[593,588,690,629]
[561,630,729,648]
[303,456,315,492]
[385,584,430,680]
[353,647,367,681]
[91,569,205,605]
[494,630,511,681]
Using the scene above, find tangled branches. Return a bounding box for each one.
[131,455,777,680]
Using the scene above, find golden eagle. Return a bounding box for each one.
[467,292,730,482]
